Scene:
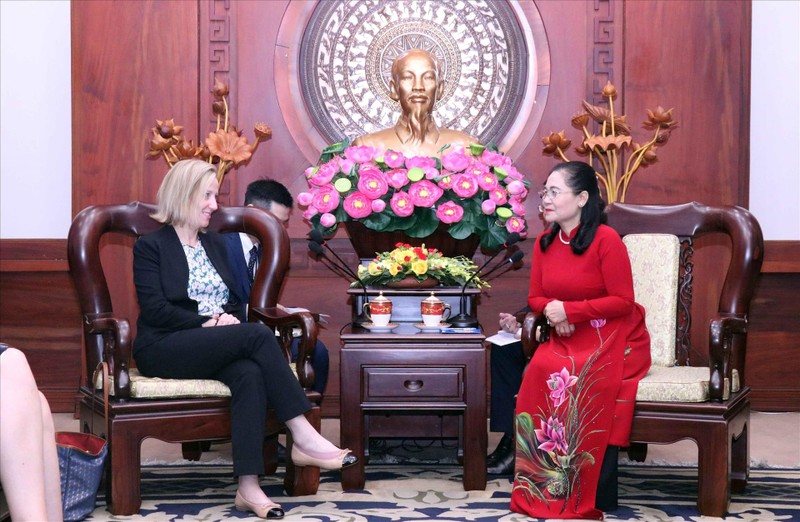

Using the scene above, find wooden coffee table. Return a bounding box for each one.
[339,326,487,491]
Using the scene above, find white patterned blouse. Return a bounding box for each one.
[182,242,229,316]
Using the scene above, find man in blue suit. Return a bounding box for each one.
[225,179,330,395]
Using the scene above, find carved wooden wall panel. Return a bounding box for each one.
[2,0,795,414]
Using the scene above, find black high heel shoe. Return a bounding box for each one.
[487,433,516,475]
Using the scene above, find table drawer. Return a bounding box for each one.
[363,366,464,402]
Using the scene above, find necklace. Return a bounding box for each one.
[558,229,570,245]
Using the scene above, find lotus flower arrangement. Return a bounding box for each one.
[146,78,271,185]
[356,243,487,288]
[298,140,530,251]
[542,81,678,203]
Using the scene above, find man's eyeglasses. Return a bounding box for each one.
[537,187,570,200]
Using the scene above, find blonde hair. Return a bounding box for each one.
[151,159,218,226]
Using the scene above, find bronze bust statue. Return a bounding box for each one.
[352,49,478,157]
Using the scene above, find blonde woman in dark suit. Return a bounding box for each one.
[132,159,356,519]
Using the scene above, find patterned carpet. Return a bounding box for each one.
[85,463,800,521]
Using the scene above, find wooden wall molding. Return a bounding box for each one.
[591,0,615,105]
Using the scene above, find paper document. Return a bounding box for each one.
[485,330,520,346]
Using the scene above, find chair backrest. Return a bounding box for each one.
[605,202,764,381]
[623,234,680,367]
[67,202,289,389]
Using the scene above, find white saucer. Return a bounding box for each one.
[362,323,398,333]
[414,322,449,333]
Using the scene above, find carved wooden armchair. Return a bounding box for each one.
[67,202,323,515]
[521,202,763,517]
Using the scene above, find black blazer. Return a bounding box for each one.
[133,225,246,351]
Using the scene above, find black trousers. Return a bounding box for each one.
[134,323,312,477]
[489,340,527,436]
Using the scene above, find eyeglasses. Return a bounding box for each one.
[537,187,572,200]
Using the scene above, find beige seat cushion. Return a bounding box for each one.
[636,366,739,402]
[99,365,298,399]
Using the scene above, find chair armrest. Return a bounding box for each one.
[249,307,319,391]
[708,314,748,402]
[84,313,132,400]
[520,311,548,360]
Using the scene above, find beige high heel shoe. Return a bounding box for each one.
[234,491,284,519]
[290,445,358,470]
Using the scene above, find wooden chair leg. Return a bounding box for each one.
[181,441,209,461]
[696,424,730,517]
[731,416,750,493]
[108,431,144,516]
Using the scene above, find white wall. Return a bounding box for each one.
[0,0,797,240]
[750,0,800,240]
[0,0,72,239]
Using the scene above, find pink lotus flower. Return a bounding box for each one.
[405,155,437,170]
[302,207,318,220]
[436,201,464,224]
[390,191,415,217]
[319,212,337,227]
[451,173,479,198]
[481,149,509,167]
[437,172,454,190]
[337,155,355,175]
[535,415,569,454]
[311,185,340,213]
[489,187,508,205]
[408,180,443,208]
[383,150,406,169]
[296,192,313,206]
[467,159,490,177]
[481,200,497,214]
[509,196,526,216]
[343,191,372,219]
[590,318,607,329]
[357,161,382,176]
[357,170,389,199]
[441,148,471,172]
[547,367,578,408]
[308,160,338,187]
[344,145,378,163]
[371,199,386,213]
[477,172,499,191]
[386,168,410,189]
[506,216,526,234]
[423,166,440,180]
[506,179,526,196]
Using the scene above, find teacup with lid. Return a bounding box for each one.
[364,292,392,327]
[420,292,451,327]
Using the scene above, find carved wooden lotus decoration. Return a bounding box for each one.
[542,81,678,203]
[146,78,271,185]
